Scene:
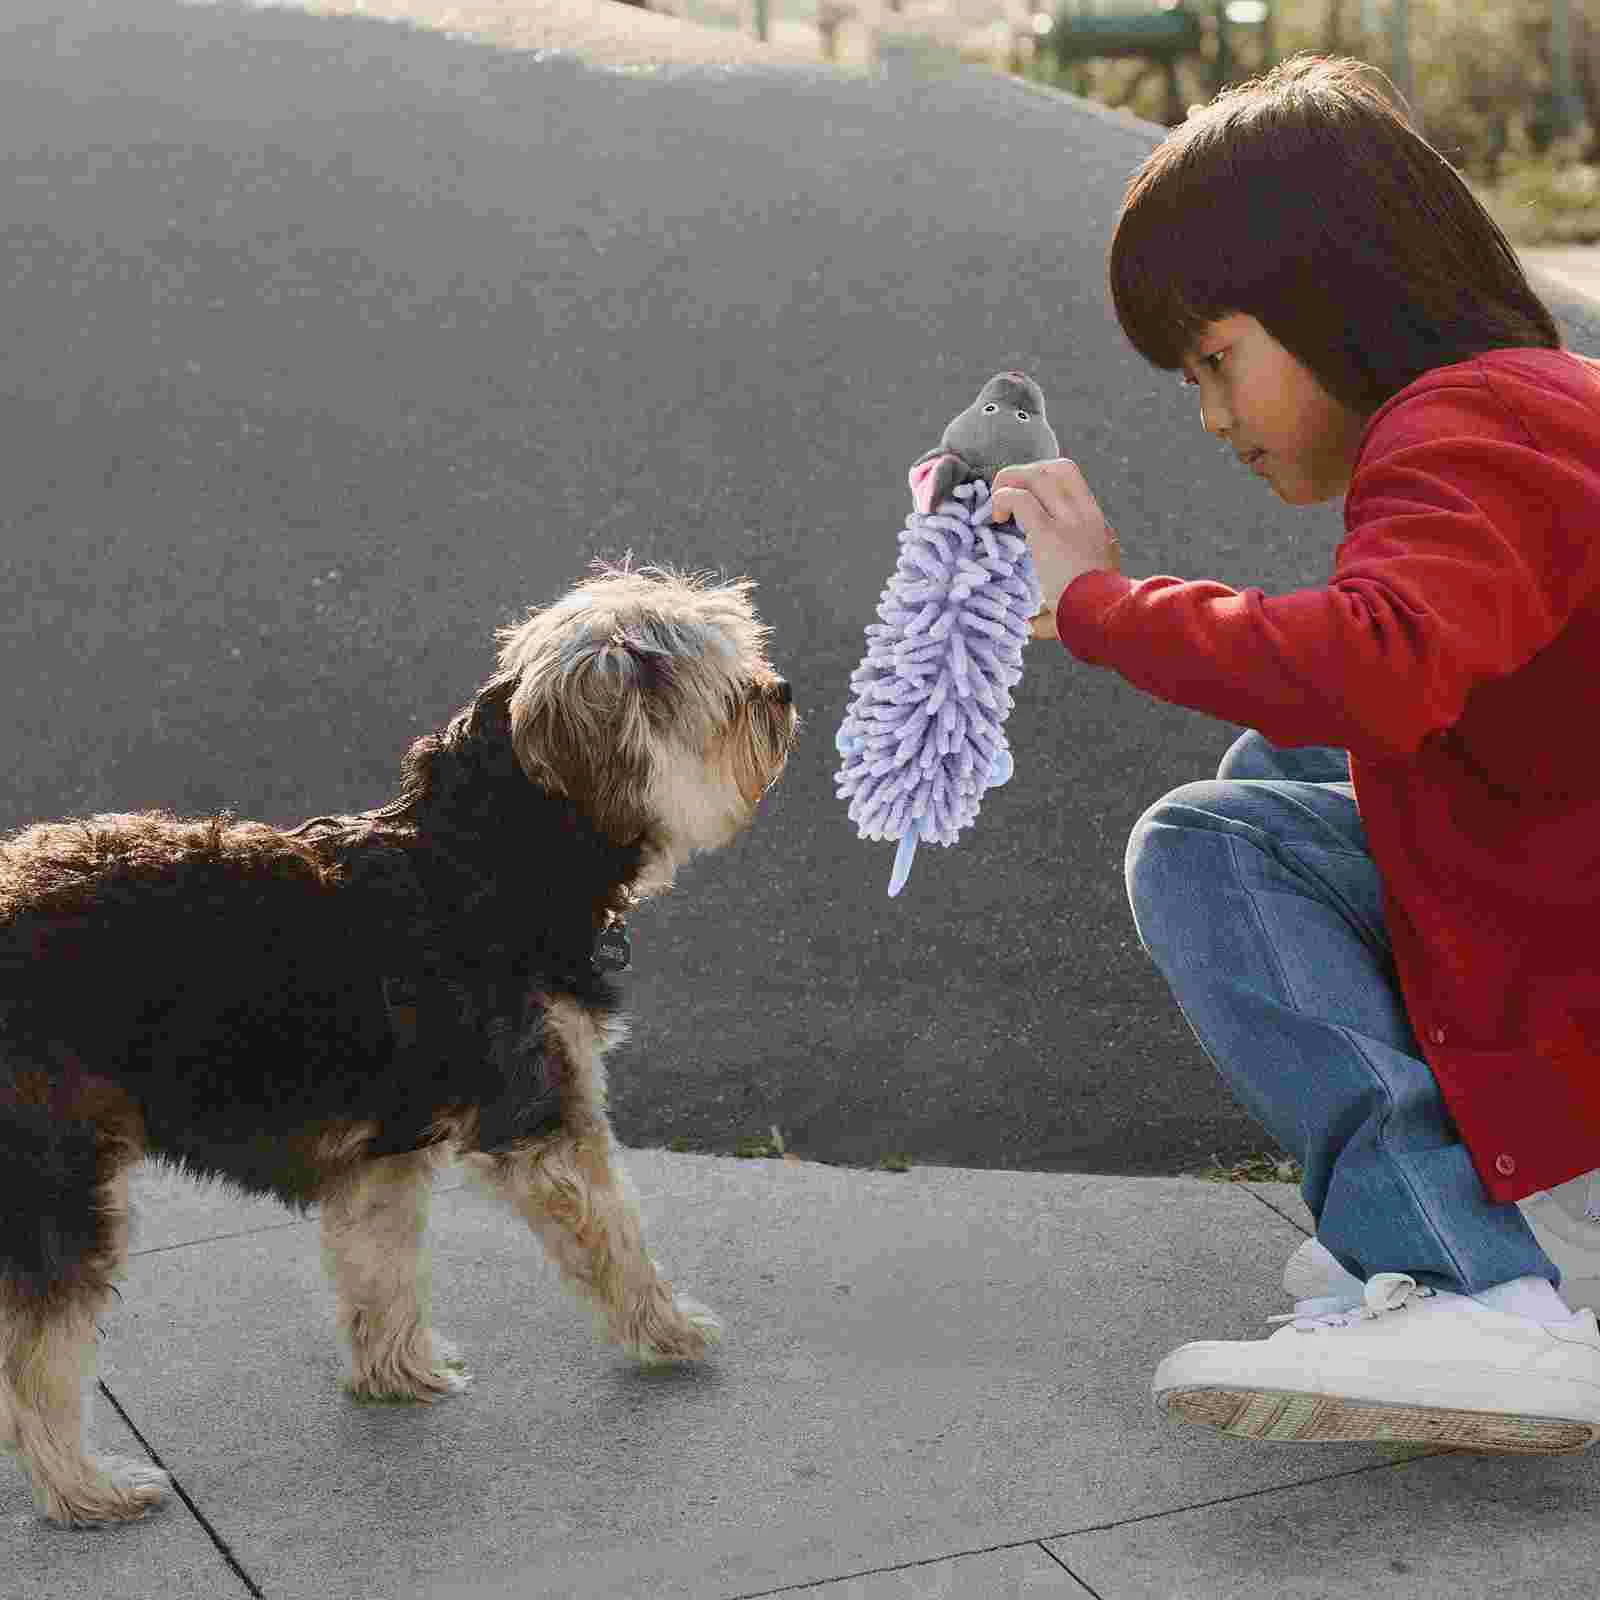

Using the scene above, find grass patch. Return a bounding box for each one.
[1194,1152,1303,1184]
[655,1131,918,1171]
[732,1126,788,1159]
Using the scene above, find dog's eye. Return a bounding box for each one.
[982,402,999,414]
[1016,410,1030,421]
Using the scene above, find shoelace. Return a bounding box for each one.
[1267,1270,1435,1331]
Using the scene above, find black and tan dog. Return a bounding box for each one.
[0,564,797,1526]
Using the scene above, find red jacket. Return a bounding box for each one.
[1056,348,1600,1204]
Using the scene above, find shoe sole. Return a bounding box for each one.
[1162,1386,1600,1454]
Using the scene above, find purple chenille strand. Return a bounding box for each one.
[835,479,1041,895]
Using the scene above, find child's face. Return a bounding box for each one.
[1180,314,1368,505]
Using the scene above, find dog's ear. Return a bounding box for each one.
[506,633,666,844]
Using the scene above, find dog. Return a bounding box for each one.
[0,563,797,1527]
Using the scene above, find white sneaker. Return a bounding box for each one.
[1521,1171,1600,1310]
[1283,1168,1600,1313]
[1154,1273,1600,1453]
[1281,1236,1363,1311]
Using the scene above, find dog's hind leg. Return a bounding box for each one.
[319,1150,470,1401]
[464,1130,722,1365]
[2,1133,169,1526]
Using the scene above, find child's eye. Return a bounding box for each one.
[1180,351,1227,387]
[982,402,999,414]
[1015,409,1031,421]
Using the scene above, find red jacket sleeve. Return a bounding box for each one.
[1053,373,1600,762]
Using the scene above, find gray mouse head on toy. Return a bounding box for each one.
[908,371,1060,515]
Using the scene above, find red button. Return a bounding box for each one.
[1429,1026,1447,1045]
[1494,1154,1516,1177]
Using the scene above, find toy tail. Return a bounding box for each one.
[888,827,918,897]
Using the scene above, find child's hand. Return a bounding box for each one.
[990,459,1121,636]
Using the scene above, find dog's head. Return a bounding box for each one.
[495,564,798,880]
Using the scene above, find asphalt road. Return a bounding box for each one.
[5,0,1597,1176]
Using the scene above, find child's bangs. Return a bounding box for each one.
[1108,202,1239,375]
[1108,70,1332,377]
[1107,120,1260,375]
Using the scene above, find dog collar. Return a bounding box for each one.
[593,918,631,974]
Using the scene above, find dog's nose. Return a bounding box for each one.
[774,678,792,707]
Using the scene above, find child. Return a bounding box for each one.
[991,55,1600,1452]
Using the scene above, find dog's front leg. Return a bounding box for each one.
[2,1165,170,1526]
[319,1152,470,1401]
[464,1132,721,1364]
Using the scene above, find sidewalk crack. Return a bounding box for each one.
[1034,1537,1104,1596]
[725,1535,1100,1597]
[1047,1448,1461,1543]
[1238,1181,1313,1239]
[97,1380,267,1598]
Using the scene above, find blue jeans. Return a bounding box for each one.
[1124,730,1556,1295]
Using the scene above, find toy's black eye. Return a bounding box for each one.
[1016,410,1031,421]
[982,402,999,414]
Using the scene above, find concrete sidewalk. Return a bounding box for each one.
[10,1152,1600,1599]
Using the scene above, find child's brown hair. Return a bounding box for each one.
[1109,55,1561,417]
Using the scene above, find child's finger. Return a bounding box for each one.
[989,485,1032,525]
[990,483,1049,530]
[991,459,1084,527]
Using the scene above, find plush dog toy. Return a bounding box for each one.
[835,371,1059,895]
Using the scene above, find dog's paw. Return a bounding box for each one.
[429,1334,474,1392]
[347,1330,473,1403]
[44,1455,170,1527]
[627,1295,724,1366]
[676,1296,723,1349]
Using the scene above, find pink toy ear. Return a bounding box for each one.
[909,453,957,515]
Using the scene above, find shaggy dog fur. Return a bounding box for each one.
[0,564,797,1526]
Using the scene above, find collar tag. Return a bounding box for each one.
[593,922,632,973]
[381,975,421,1049]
